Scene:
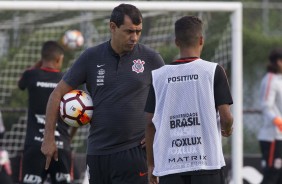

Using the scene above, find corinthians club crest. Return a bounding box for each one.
[132,59,145,73]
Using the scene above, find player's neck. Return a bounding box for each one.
[41,61,58,70]
[179,48,201,58]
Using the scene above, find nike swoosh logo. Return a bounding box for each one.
[139,172,148,177]
[97,64,105,68]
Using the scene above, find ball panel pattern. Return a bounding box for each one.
[62,30,84,50]
[59,90,93,127]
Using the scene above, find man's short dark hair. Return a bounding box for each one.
[110,4,142,27]
[175,16,203,47]
[41,41,64,61]
[267,48,282,73]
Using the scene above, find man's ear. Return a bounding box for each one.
[109,22,117,33]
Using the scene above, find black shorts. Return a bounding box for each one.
[20,146,72,184]
[86,146,147,184]
[260,140,282,184]
[0,169,13,184]
[260,140,282,168]
[159,168,226,184]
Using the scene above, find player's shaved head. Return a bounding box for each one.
[41,41,64,62]
[175,16,203,48]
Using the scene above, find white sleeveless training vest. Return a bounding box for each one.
[151,59,225,176]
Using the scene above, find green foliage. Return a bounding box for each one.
[244,29,282,62]
[158,44,179,64]
[243,27,282,75]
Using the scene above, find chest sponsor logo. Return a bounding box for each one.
[167,155,208,168]
[98,69,105,75]
[34,114,60,136]
[97,69,105,86]
[132,59,145,73]
[168,155,207,163]
[172,137,202,147]
[167,74,198,83]
[168,146,197,155]
[35,114,45,124]
[170,112,199,129]
[165,160,208,170]
[36,81,57,88]
[170,117,199,129]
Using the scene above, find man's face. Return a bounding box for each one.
[110,15,142,55]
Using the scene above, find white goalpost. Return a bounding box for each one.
[0,1,242,184]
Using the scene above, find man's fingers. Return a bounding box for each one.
[141,138,146,148]
[45,156,52,170]
[53,150,58,161]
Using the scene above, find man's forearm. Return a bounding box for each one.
[44,80,73,139]
[44,90,61,139]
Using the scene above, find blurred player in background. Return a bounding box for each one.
[18,41,76,184]
[145,16,233,184]
[41,3,165,184]
[0,110,13,184]
[258,48,282,184]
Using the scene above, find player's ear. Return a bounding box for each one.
[57,55,64,63]
[199,35,204,46]
[60,55,64,62]
[55,55,64,69]
[175,38,180,47]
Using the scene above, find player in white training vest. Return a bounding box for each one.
[145,16,233,184]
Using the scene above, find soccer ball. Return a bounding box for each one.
[60,90,93,127]
[62,30,84,50]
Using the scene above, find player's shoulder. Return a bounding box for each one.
[263,72,277,80]
[199,59,217,66]
[266,72,282,84]
[195,59,218,73]
[23,67,41,76]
